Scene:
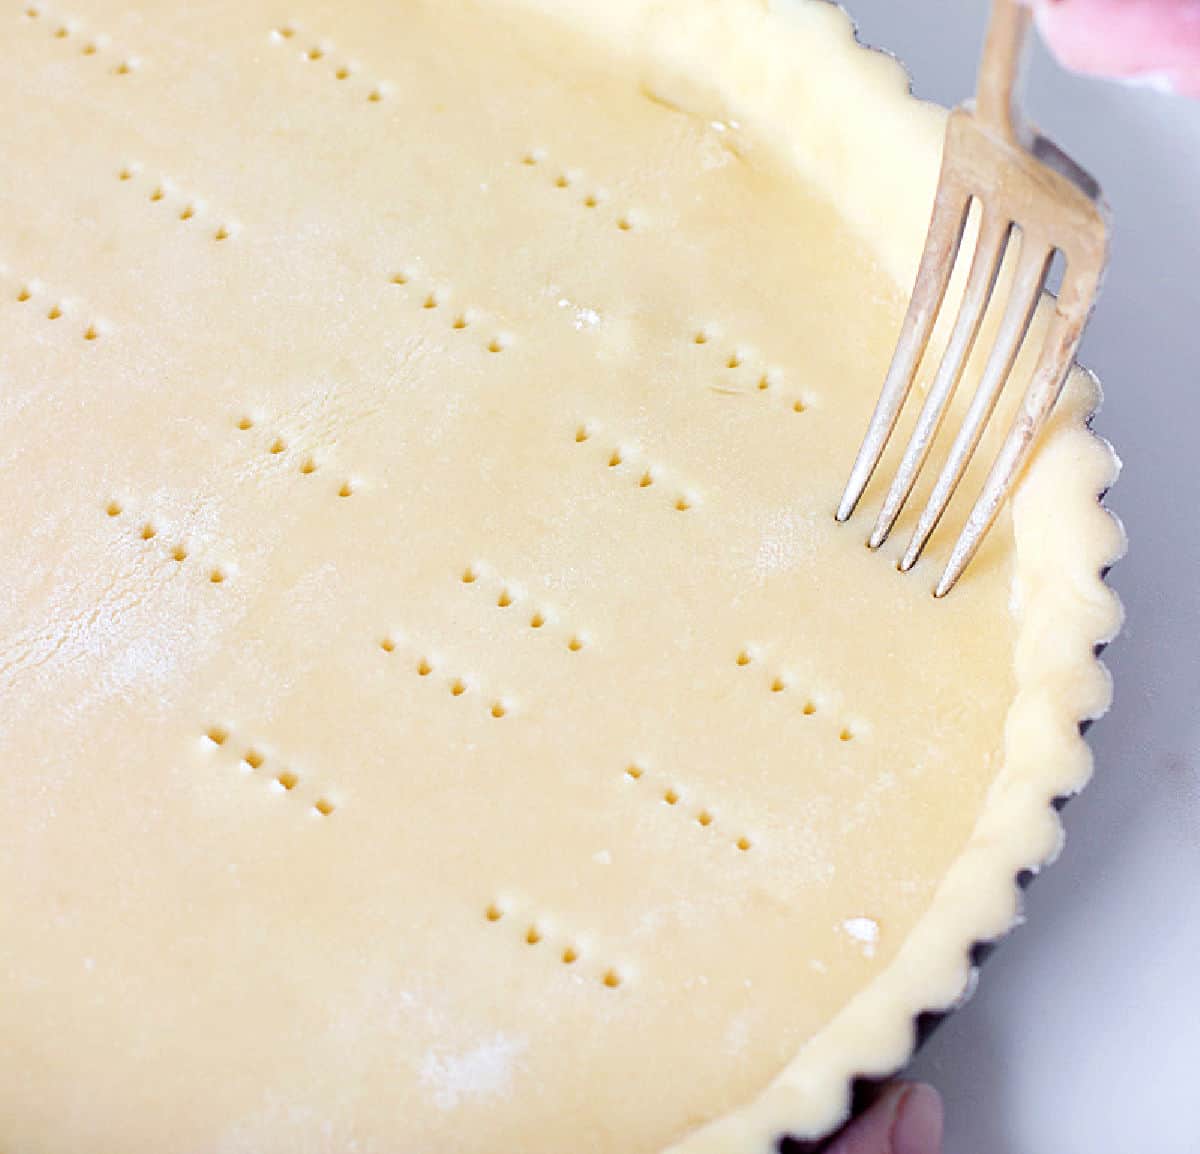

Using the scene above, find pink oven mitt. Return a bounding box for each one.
[1028,0,1200,97]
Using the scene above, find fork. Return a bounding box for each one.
[835,0,1108,597]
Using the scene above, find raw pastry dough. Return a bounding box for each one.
[0,2,1122,1152]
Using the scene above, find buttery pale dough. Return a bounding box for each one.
[0,2,1122,1152]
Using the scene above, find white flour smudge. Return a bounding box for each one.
[556,297,602,331]
[420,1034,526,1111]
[841,917,880,959]
[753,509,818,582]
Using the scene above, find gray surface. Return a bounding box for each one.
[841,3,1200,1152]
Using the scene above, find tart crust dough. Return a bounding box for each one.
[0,2,1122,1151]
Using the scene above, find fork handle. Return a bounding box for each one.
[976,0,1033,142]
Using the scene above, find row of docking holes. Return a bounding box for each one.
[519,149,638,234]
[235,413,357,497]
[7,273,103,341]
[388,270,512,354]
[203,725,336,816]
[458,562,587,652]
[104,498,228,585]
[692,327,813,415]
[483,898,627,990]
[736,647,860,742]
[269,23,390,104]
[623,761,754,854]
[574,422,697,512]
[116,164,236,243]
[22,5,138,74]
[379,633,515,720]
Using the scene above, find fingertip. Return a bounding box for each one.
[891,1083,944,1154]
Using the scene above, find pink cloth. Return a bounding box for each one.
[1031,0,1200,96]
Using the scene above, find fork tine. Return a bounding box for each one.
[835,182,971,523]
[868,208,1011,549]
[933,261,1098,596]
[898,231,1053,573]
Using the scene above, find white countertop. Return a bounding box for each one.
[842,3,1200,1152]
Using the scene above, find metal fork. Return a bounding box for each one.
[835,0,1108,597]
